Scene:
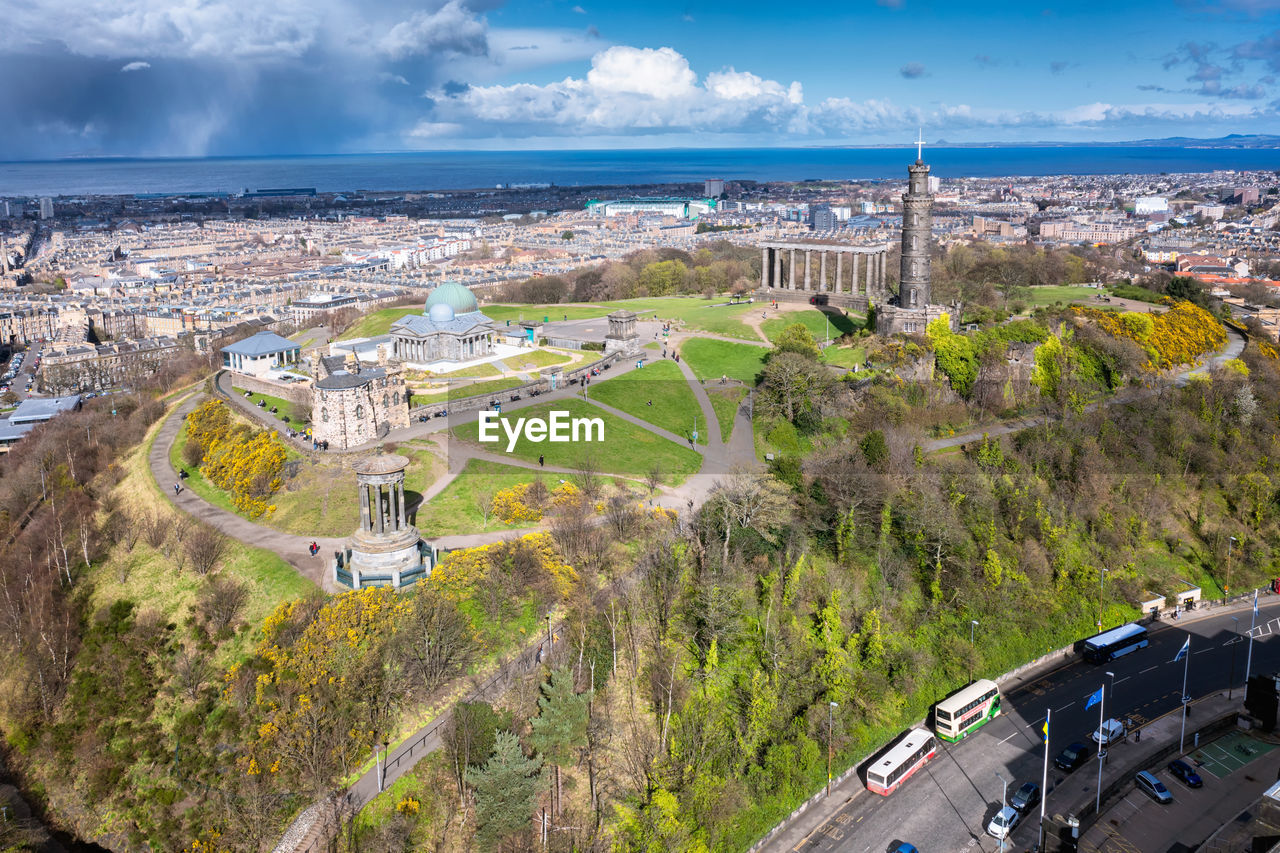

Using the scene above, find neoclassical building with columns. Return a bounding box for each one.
[389,282,497,367]
[758,242,891,307]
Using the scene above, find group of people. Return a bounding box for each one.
[310,438,330,451]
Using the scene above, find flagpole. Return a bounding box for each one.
[1246,589,1258,684]
[1096,682,1106,814]
[1039,707,1050,852]
[1180,637,1191,752]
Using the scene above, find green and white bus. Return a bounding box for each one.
[934,679,1001,742]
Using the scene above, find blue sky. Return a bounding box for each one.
[3,0,1280,158]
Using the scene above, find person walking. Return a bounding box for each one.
[538,454,545,467]
[173,482,182,496]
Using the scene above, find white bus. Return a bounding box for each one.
[1083,623,1149,664]
[866,728,938,796]
[934,679,1001,743]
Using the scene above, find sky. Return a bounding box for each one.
[4,0,1280,159]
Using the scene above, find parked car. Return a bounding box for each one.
[1010,781,1041,813]
[1091,718,1125,745]
[891,845,918,853]
[1135,770,1173,804]
[1168,759,1203,788]
[986,805,1021,839]
[1055,741,1091,772]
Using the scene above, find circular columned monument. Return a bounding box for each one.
[333,453,431,589]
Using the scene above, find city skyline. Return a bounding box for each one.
[5,0,1280,160]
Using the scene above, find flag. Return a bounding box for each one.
[1255,589,1260,618]
[1039,719,1049,743]
[1173,636,1190,663]
[1084,687,1103,711]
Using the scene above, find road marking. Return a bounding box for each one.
[1058,702,1074,711]
[1140,666,1157,673]
[1195,648,1214,655]
[1115,676,1130,684]
[1000,731,1019,743]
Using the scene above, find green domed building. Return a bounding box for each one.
[389,282,497,366]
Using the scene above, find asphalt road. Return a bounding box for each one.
[789,600,1280,853]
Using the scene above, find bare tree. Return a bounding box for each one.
[172,645,213,700]
[185,524,230,576]
[572,450,604,502]
[397,589,479,700]
[645,464,663,496]
[197,575,249,633]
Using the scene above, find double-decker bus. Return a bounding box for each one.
[1083,622,1149,664]
[934,679,1001,742]
[866,728,938,796]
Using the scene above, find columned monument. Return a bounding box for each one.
[757,241,890,311]
[333,453,432,589]
[876,132,961,335]
[604,309,640,353]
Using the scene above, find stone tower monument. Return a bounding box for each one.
[333,453,431,589]
[876,132,960,336]
[899,132,933,310]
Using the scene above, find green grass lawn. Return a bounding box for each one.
[452,398,701,482]
[761,308,862,343]
[706,385,747,442]
[417,458,579,535]
[435,362,501,379]
[587,359,707,444]
[481,303,614,324]
[502,348,572,371]
[1021,285,1103,308]
[232,386,309,425]
[680,337,770,383]
[600,296,762,340]
[339,305,419,340]
[821,345,867,368]
[412,377,524,404]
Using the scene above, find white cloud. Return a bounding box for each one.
[120,61,150,72]
[379,0,488,60]
[571,4,586,12]
[585,46,696,98]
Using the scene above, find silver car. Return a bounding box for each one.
[1135,770,1173,804]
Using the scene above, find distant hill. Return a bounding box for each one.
[861,134,1280,149]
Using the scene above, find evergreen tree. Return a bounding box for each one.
[529,667,589,816]
[466,730,542,850]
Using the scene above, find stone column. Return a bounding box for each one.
[376,485,385,534]
[804,250,812,290]
[835,252,843,294]
[360,483,371,531]
[789,249,796,290]
[398,482,407,528]
[773,247,782,289]
[819,251,828,292]
[852,253,861,296]
[761,248,769,289]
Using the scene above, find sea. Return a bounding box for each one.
[2,146,1280,198]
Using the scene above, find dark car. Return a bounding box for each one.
[1055,741,1091,772]
[1010,781,1041,813]
[1168,759,1203,788]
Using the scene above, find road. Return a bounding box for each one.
[779,599,1280,853]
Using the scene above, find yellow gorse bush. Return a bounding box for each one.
[1073,301,1225,369]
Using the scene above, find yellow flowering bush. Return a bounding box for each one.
[490,483,544,524]
[186,399,288,517]
[1073,301,1225,369]
[433,532,578,602]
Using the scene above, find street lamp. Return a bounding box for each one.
[826,701,839,797]
[1230,616,1240,699]
[969,620,979,684]
[995,771,1009,853]
[547,611,554,656]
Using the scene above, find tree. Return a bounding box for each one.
[759,352,833,431]
[185,523,229,576]
[771,323,822,360]
[397,587,478,700]
[561,230,575,241]
[445,701,511,797]
[466,731,542,850]
[196,575,248,633]
[529,667,589,817]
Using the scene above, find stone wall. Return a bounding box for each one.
[227,372,311,405]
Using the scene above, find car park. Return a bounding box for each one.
[1091,718,1125,745]
[1010,781,1041,813]
[1135,771,1173,804]
[1167,760,1203,788]
[986,805,1021,839]
[1055,741,1091,772]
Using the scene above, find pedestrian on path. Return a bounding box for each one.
[538,454,544,467]
[173,482,182,496]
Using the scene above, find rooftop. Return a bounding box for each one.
[221,329,300,357]
[9,395,82,424]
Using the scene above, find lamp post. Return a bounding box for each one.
[1098,567,1108,631]
[995,772,1009,853]
[1096,671,1114,815]
[826,701,839,797]
[1227,536,1238,601]
[547,611,554,656]
[969,620,979,684]
[1230,616,1240,699]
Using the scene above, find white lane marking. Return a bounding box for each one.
[1141,666,1157,673]
[1058,702,1075,711]
[1114,676,1130,684]
[1195,648,1214,655]
[1000,731,1019,744]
